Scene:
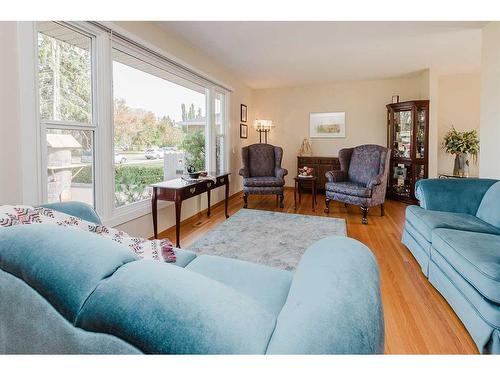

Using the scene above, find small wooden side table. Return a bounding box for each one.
[294,176,318,211]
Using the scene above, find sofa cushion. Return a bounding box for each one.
[0,224,138,322]
[476,181,500,229]
[173,248,197,267]
[248,144,275,177]
[431,228,500,303]
[76,260,277,354]
[405,205,500,242]
[325,181,372,198]
[243,176,284,187]
[186,255,292,316]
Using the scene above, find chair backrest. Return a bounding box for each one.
[243,144,280,177]
[476,181,500,228]
[344,145,390,186]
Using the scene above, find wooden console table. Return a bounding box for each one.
[150,172,230,248]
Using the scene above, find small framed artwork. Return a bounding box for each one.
[392,95,400,104]
[309,112,346,138]
[240,104,247,122]
[240,123,248,139]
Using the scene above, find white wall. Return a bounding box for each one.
[438,73,481,177]
[0,22,22,205]
[480,22,500,179]
[252,73,430,186]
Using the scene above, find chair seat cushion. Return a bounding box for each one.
[325,181,372,198]
[243,177,284,187]
[431,228,500,303]
[186,255,292,316]
[406,205,500,242]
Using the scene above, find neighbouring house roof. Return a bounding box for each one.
[46,134,82,149]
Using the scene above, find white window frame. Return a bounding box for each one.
[20,21,231,227]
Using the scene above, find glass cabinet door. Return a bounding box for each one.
[393,110,412,159]
[390,162,412,198]
[416,108,426,159]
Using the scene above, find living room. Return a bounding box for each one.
[1,0,500,373]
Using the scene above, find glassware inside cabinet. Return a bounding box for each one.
[393,110,412,158]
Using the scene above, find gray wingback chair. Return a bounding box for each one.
[324,144,391,224]
[239,144,288,208]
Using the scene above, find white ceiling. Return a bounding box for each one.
[157,21,485,89]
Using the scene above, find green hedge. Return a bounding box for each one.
[72,164,164,207]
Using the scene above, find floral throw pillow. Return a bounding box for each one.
[0,205,175,263]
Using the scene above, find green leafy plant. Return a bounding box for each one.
[181,130,206,171]
[442,127,479,163]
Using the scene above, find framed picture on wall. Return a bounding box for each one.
[240,104,247,122]
[240,123,248,139]
[309,112,346,138]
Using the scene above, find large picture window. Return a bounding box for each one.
[33,21,229,223]
[37,21,95,206]
[112,47,208,207]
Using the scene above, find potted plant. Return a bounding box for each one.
[442,127,479,177]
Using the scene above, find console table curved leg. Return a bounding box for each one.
[224,180,230,218]
[152,187,158,239]
[175,197,182,247]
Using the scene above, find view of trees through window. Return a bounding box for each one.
[112,56,207,207]
[37,22,226,212]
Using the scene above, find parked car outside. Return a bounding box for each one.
[82,150,126,164]
[144,148,163,159]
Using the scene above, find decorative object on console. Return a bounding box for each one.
[297,156,339,193]
[298,138,313,156]
[253,119,275,144]
[240,123,248,139]
[240,104,247,122]
[298,166,314,177]
[386,100,429,203]
[324,144,391,225]
[310,112,346,138]
[442,126,479,178]
[239,143,287,208]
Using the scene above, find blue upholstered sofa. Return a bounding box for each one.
[402,178,500,354]
[0,202,384,354]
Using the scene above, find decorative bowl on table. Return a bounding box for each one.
[298,166,314,178]
[188,172,201,179]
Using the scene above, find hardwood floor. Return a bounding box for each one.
[159,188,478,354]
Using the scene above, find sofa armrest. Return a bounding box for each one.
[266,236,384,354]
[325,170,346,183]
[39,202,102,224]
[275,167,288,180]
[415,178,498,215]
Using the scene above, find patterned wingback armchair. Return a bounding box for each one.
[324,144,391,224]
[239,144,288,208]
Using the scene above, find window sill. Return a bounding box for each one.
[103,199,173,227]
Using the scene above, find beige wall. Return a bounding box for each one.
[438,73,481,177]
[111,22,254,237]
[0,22,22,205]
[252,73,429,186]
[480,22,500,179]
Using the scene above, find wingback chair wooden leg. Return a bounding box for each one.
[243,193,248,208]
[276,194,279,207]
[361,206,369,224]
[381,203,385,217]
[279,193,284,208]
[324,198,331,213]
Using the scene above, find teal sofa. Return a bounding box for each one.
[0,202,384,354]
[402,178,500,354]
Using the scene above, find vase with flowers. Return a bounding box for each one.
[442,127,479,177]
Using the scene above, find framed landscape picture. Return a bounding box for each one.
[309,112,346,138]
